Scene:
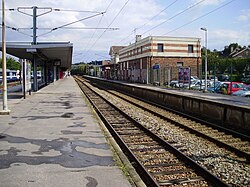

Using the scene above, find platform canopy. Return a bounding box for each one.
[1,42,73,69]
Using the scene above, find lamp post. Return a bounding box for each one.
[201,27,208,92]
[1,0,10,114]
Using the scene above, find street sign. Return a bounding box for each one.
[153,64,160,69]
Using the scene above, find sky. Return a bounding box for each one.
[0,0,250,63]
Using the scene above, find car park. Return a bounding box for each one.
[190,76,199,81]
[218,74,229,81]
[207,81,222,93]
[232,85,250,97]
[241,75,250,85]
[190,79,211,90]
[218,82,246,95]
[208,75,218,81]
[169,80,179,88]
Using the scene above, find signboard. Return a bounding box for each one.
[54,60,61,66]
[21,59,32,95]
[153,63,160,69]
[178,67,190,84]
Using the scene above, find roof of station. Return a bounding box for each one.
[1,42,73,69]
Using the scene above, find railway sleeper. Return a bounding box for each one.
[158,177,209,186]
[150,168,194,176]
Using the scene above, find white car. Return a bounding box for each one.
[232,85,250,97]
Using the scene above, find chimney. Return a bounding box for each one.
[136,35,141,42]
[230,46,234,53]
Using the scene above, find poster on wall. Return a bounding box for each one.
[178,67,190,84]
[21,59,31,94]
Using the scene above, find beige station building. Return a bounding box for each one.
[107,35,201,85]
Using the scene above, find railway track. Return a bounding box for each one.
[85,78,250,185]
[99,83,250,161]
[75,76,233,187]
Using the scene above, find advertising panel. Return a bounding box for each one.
[178,67,190,84]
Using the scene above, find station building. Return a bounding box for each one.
[118,35,201,85]
[1,42,73,92]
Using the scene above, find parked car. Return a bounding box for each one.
[169,80,179,88]
[207,81,222,93]
[218,82,246,95]
[191,76,199,81]
[208,75,218,81]
[190,79,210,90]
[232,85,250,97]
[218,74,229,81]
[241,75,250,85]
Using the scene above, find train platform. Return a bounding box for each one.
[0,77,132,187]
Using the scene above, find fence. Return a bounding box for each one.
[148,65,201,86]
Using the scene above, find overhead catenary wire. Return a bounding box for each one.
[84,0,130,57]
[163,0,237,35]
[37,11,105,37]
[74,15,105,58]
[137,0,179,31]
[119,0,206,45]
[74,0,115,58]
[53,8,102,14]
[140,0,207,36]
[16,27,119,30]
[3,7,106,38]
[6,25,33,37]
[117,0,179,45]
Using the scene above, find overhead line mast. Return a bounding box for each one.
[1,0,10,114]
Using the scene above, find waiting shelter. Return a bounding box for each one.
[1,42,73,92]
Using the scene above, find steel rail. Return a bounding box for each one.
[87,77,250,141]
[87,77,250,161]
[104,88,250,162]
[75,77,230,187]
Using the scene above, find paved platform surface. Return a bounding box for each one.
[87,76,250,108]
[123,82,250,108]
[0,77,132,187]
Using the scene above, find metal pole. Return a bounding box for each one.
[201,27,208,92]
[167,66,170,87]
[214,62,216,92]
[230,61,233,95]
[1,0,10,114]
[32,6,38,91]
[204,30,208,92]
[22,59,26,99]
[33,6,37,44]
[146,57,149,84]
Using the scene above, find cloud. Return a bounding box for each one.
[237,9,250,22]
[191,0,226,7]
[210,29,250,50]
[1,0,249,63]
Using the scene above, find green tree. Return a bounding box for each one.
[217,58,230,74]
[71,63,87,75]
[201,48,220,75]
[0,57,20,70]
[222,43,241,57]
[233,58,249,76]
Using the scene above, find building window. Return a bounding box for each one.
[188,45,194,53]
[177,62,183,67]
[157,43,164,52]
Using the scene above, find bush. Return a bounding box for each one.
[230,74,242,82]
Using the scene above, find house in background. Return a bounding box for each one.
[100,46,125,79]
[231,46,250,58]
[118,35,201,85]
[109,46,126,64]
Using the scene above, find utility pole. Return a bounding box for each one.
[201,27,208,92]
[1,0,10,114]
[17,6,52,91]
[32,6,38,91]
